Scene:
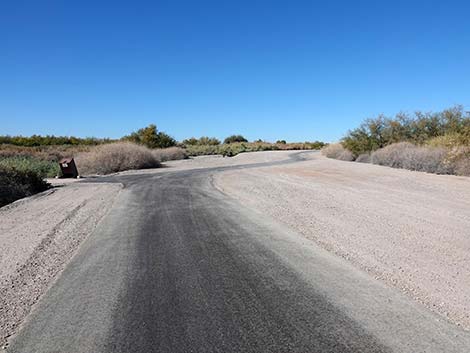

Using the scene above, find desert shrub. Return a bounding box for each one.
[426,134,461,148]
[223,135,248,144]
[426,131,470,148]
[182,137,199,145]
[355,153,371,163]
[322,143,354,161]
[305,141,327,150]
[0,166,50,207]
[455,158,470,176]
[445,146,470,176]
[218,143,248,157]
[0,156,59,178]
[371,142,452,174]
[0,134,113,147]
[370,142,414,168]
[342,106,470,157]
[321,143,343,158]
[0,144,92,162]
[338,149,354,161]
[184,144,221,156]
[152,147,187,162]
[122,124,176,149]
[185,141,325,157]
[183,136,220,146]
[75,142,160,175]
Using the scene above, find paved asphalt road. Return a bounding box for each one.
[8,152,470,352]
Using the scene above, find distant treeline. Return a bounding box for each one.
[1,126,326,151]
[342,105,470,157]
[0,135,115,147]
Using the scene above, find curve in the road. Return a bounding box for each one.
[8,151,470,353]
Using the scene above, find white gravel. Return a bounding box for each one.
[116,151,295,176]
[214,151,470,330]
[0,181,121,347]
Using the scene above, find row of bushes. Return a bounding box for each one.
[0,135,114,147]
[185,141,326,157]
[0,144,92,162]
[0,143,189,207]
[1,128,324,152]
[182,136,221,146]
[323,142,470,176]
[3,138,324,181]
[322,106,470,177]
[342,106,470,157]
[0,128,324,207]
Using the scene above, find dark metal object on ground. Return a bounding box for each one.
[59,158,79,178]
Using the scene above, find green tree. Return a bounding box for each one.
[182,137,199,145]
[223,135,248,144]
[123,124,176,149]
[198,136,220,145]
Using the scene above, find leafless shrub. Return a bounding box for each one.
[446,146,470,176]
[338,150,354,161]
[75,142,160,175]
[152,147,187,162]
[322,143,354,161]
[455,158,470,176]
[355,153,371,163]
[371,142,452,174]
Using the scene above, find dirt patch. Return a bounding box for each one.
[214,153,470,330]
[117,150,296,176]
[0,182,121,348]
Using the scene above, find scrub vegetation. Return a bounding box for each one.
[0,166,50,208]
[75,142,161,175]
[186,141,326,157]
[0,135,113,147]
[1,124,324,206]
[323,106,470,176]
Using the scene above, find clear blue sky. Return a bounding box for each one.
[1,0,469,142]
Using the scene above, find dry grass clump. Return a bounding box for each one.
[75,142,160,175]
[426,133,466,149]
[152,147,187,162]
[355,153,371,163]
[371,142,452,174]
[321,143,354,161]
[455,158,470,176]
[446,146,470,176]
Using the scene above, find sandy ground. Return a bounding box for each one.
[115,150,296,176]
[214,152,470,330]
[0,182,121,347]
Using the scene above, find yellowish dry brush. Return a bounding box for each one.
[75,142,160,175]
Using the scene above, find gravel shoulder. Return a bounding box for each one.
[214,152,470,330]
[0,181,121,347]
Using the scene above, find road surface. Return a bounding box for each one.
[8,152,470,352]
